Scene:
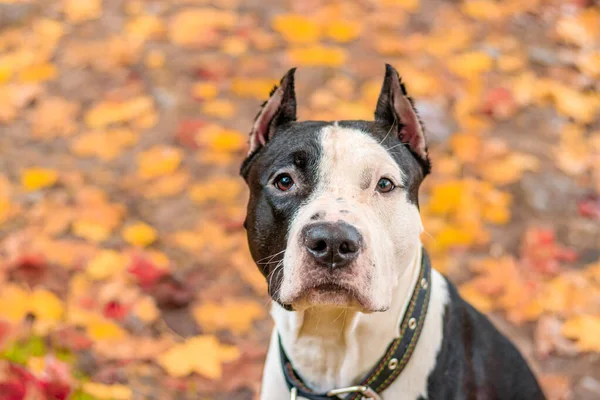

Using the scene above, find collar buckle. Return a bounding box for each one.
[327,385,382,400]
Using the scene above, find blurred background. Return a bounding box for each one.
[0,0,599,399]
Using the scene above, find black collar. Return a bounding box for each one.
[279,250,432,400]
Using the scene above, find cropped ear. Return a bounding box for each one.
[375,64,430,174]
[248,68,297,155]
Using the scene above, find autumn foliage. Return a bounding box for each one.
[0,0,599,399]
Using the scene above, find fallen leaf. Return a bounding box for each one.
[64,0,103,23]
[272,14,321,44]
[193,300,266,334]
[561,315,600,352]
[122,222,158,247]
[157,335,240,379]
[137,145,183,180]
[82,382,132,400]
[324,20,362,43]
[21,168,58,192]
[287,45,347,67]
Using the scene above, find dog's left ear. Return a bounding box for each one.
[247,68,297,155]
[375,64,430,174]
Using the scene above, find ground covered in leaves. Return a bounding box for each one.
[0,0,599,399]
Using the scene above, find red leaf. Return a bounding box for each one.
[578,194,600,220]
[520,228,577,276]
[175,118,207,149]
[102,301,129,321]
[481,87,517,120]
[127,254,168,290]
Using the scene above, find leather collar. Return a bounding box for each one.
[279,250,432,399]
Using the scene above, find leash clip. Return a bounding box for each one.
[327,385,382,400]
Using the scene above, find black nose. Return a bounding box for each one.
[303,222,362,269]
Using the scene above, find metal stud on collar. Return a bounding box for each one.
[388,357,399,370]
[408,317,417,330]
[420,277,428,289]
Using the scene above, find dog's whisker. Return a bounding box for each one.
[379,115,397,145]
[384,142,409,151]
[256,249,286,263]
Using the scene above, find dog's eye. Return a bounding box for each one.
[274,174,295,191]
[376,178,395,193]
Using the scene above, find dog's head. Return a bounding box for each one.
[241,65,430,312]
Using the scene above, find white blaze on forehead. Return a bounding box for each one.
[317,124,404,196]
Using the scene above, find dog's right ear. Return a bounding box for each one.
[247,68,297,155]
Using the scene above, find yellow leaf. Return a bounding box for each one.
[30,288,64,322]
[0,284,29,322]
[201,129,246,153]
[158,335,240,379]
[230,78,278,99]
[21,167,58,191]
[71,129,139,160]
[64,0,103,23]
[202,99,236,119]
[193,300,266,334]
[82,382,132,400]
[122,222,157,247]
[272,14,321,44]
[288,45,347,67]
[447,51,493,79]
[86,250,128,280]
[191,82,219,100]
[85,96,154,128]
[325,21,362,43]
[18,63,58,83]
[137,145,182,180]
[132,296,159,323]
[561,315,600,352]
[87,318,127,341]
[72,221,111,243]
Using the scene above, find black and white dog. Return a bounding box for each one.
[241,65,545,400]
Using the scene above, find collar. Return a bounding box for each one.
[279,249,432,400]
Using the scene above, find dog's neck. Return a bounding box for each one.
[272,246,423,392]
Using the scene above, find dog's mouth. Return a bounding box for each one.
[286,281,370,310]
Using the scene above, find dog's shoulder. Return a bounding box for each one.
[423,276,546,400]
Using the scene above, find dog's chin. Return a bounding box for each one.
[281,283,385,313]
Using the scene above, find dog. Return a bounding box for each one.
[240,65,545,400]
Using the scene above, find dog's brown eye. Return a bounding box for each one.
[275,174,295,191]
[376,178,395,193]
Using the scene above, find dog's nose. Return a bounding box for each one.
[303,222,362,269]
